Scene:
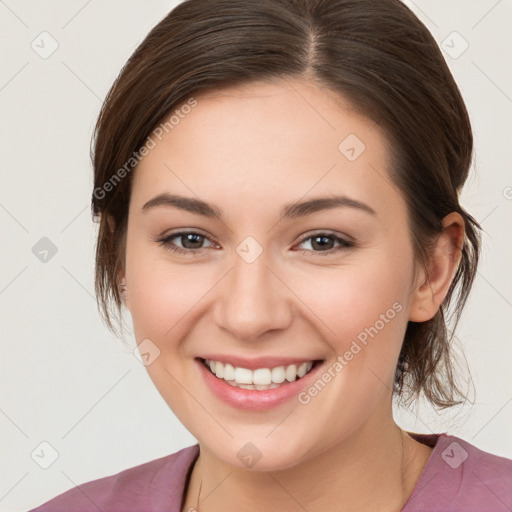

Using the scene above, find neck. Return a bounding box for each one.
[182,415,432,512]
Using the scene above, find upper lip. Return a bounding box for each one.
[197,355,323,370]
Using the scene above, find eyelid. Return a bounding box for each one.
[158,228,217,243]
[293,231,354,255]
[156,229,354,256]
[295,229,354,244]
[154,229,218,256]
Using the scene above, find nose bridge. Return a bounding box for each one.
[213,245,292,340]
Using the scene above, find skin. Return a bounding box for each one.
[118,78,464,511]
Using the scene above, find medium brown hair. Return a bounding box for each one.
[91,0,481,408]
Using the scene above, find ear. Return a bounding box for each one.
[409,212,465,322]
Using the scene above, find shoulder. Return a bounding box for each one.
[27,444,200,512]
[404,433,512,512]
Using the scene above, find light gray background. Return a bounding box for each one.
[1,1,511,510]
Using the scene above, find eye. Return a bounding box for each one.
[295,232,354,256]
[157,231,217,255]
[156,230,354,257]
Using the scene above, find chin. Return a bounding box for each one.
[197,430,320,472]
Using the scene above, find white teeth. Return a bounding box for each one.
[223,363,235,381]
[253,368,272,385]
[297,362,308,378]
[204,359,317,388]
[271,366,286,383]
[285,364,297,382]
[234,367,253,384]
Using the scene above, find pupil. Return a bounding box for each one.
[183,234,203,248]
[312,235,333,251]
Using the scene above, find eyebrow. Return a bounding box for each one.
[141,192,377,219]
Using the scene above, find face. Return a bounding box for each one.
[122,79,420,470]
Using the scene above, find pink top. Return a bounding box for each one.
[28,433,512,511]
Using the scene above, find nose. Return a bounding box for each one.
[212,248,293,342]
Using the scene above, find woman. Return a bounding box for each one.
[29,0,512,510]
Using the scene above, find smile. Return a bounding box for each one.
[202,358,317,390]
[196,356,325,410]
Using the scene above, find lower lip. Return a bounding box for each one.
[196,358,324,411]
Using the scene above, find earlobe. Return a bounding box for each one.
[409,212,465,322]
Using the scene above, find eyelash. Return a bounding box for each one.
[156,230,355,257]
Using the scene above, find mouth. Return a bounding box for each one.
[195,355,327,410]
[198,357,324,390]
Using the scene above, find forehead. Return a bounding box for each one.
[131,79,400,221]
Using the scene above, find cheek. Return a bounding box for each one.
[124,235,201,340]
[127,261,208,340]
[286,263,411,435]
[291,253,413,382]
[302,260,409,336]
